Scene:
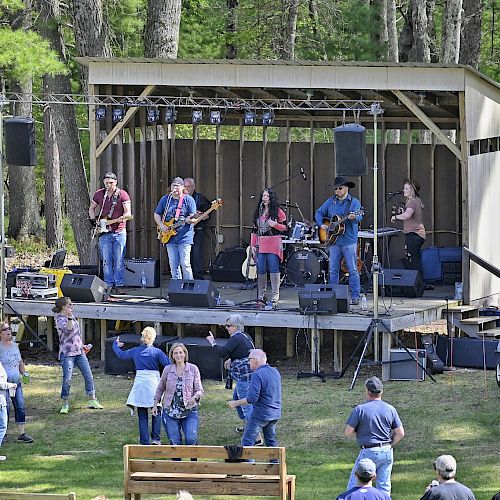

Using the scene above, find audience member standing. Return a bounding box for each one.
[337,458,390,499]
[420,455,475,500]
[344,376,404,496]
[0,360,17,461]
[112,327,170,445]
[228,349,281,448]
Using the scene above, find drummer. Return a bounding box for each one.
[315,176,363,306]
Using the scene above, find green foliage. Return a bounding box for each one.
[0,28,67,82]
[0,0,23,13]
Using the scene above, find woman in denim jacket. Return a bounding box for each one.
[153,343,203,445]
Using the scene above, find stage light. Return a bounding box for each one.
[210,110,222,125]
[146,106,160,124]
[164,106,177,123]
[112,107,125,123]
[95,106,106,121]
[243,110,256,126]
[261,110,274,126]
[192,110,203,124]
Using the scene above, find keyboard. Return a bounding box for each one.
[358,228,402,238]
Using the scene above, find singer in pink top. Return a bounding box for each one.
[250,189,287,308]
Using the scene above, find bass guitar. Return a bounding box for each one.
[241,246,257,280]
[192,198,223,226]
[318,208,365,245]
[92,215,133,239]
[157,217,186,244]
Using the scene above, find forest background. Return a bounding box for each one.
[0,0,498,263]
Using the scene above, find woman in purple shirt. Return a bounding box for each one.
[53,297,103,414]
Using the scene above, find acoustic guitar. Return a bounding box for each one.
[192,198,223,226]
[157,217,186,244]
[92,215,133,239]
[241,246,257,280]
[318,209,365,245]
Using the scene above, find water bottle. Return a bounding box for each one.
[360,293,367,311]
[265,300,273,311]
[140,269,147,289]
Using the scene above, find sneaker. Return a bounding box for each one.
[17,433,34,443]
[59,402,69,414]
[350,297,360,306]
[151,440,161,445]
[0,455,6,461]
[235,426,245,433]
[87,399,104,409]
[254,439,264,446]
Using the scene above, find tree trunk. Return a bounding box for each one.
[459,0,482,68]
[7,0,42,241]
[225,0,239,59]
[412,0,431,62]
[399,1,414,61]
[387,0,399,61]
[38,0,93,263]
[69,0,112,90]
[43,98,64,248]
[441,0,463,63]
[280,0,300,60]
[144,0,182,58]
[372,0,388,61]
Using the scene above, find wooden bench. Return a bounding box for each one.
[124,444,296,499]
[0,493,76,500]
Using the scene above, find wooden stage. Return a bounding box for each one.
[4,280,458,381]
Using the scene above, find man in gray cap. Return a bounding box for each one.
[337,458,390,499]
[420,455,475,499]
[344,376,405,496]
[314,175,363,305]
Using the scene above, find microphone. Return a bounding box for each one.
[300,167,307,181]
[388,191,403,195]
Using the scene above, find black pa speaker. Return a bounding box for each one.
[334,124,368,176]
[167,279,219,308]
[303,284,350,313]
[60,274,109,302]
[210,247,247,282]
[5,117,36,166]
[379,269,424,298]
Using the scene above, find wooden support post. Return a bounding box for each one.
[333,329,343,373]
[176,323,184,338]
[154,322,162,335]
[286,328,294,358]
[46,316,54,352]
[381,331,392,382]
[100,319,107,362]
[78,319,85,343]
[319,330,324,346]
[254,327,263,348]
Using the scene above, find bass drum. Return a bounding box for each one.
[286,248,329,286]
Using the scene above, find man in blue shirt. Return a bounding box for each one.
[315,176,363,305]
[228,348,281,447]
[337,458,390,499]
[344,376,405,497]
[154,177,197,280]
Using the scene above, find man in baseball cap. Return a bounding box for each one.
[337,458,390,499]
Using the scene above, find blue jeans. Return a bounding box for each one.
[99,230,127,287]
[0,405,6,446]
[60,354,95,400]
[233,379,253,421]
[137,407,161,445]
[257,253,280,274]
[166,244,193,280]
[241,416,279,447]
[329,242,360,299]
[7,382,26,424]
[347,446,394,496]
[163,410,198,445]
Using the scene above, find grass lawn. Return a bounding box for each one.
[1,362,499,499]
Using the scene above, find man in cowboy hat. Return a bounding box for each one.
[315,175,363,305]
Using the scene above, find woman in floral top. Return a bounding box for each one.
[52,297,103,414]
[153,343,203,445]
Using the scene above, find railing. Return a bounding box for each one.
[463,247,500,303]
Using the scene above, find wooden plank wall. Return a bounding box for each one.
[98,127,462,274]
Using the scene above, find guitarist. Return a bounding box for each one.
[89,172,131,294]
[315,176,363,306]
[184,178,211,280]
[154,177,197,280]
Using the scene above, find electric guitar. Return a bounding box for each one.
[318,209,365,245]
[157,217,186,244]
[92,215,133,239]
[241,246,257,280]
[192,198,223,226]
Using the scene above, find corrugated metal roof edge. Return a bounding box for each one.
[75,57,499,90]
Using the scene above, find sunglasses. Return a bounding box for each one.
[1,327,11,332]
[225,324,234,328]
[334,186,345,191]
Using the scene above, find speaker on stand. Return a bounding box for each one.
[5,117,36,166]
[334,124,368,176]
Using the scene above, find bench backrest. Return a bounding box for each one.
[0,493,76,500]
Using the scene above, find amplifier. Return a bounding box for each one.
[390,349,426,381]
[16,272,55,289]
[124,258,160,287]
[11,287,59,299]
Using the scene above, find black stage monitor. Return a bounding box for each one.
[298,289,337,315]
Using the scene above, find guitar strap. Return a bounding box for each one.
[174,194,185,221]
[106,189,120,219]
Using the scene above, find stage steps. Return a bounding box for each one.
[442,305,500,339]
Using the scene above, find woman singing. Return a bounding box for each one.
[391,178,426,274]
[53,297,103,414]
[251,188,287,308]
[113,327,170,445]
[153,343,203,446]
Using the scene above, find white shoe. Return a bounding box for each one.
[0,455,6,461]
